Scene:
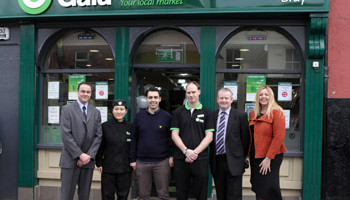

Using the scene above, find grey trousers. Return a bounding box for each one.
[136,158,170,200]
[60,167,94,200]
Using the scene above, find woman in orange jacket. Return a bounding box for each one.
[248,85,287,200]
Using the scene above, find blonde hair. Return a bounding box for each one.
[253,85,283,119]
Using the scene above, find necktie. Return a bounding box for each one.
[82,106,87,120]
[216,112,226,155]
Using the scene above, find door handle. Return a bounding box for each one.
[0,141,2,155]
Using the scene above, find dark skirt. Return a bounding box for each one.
[250,153,283,200]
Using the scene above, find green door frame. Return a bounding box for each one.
[19,22,37,188]
[200,26,216,197]
[115,27,131,110]
[303,14,327,200]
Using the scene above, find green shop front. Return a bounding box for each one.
[0,0,328,199]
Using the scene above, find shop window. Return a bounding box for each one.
[39,30,115,146]
[216,28,303,154]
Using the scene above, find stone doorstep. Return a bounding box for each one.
[18,186,301,200]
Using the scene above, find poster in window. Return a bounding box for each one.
[283,109,290,129]
[278,82,292,101]
[96,107,108,123]
[48,81,60,99]
[224,82,238,101]
[96,82,108,100]
[245,103,255,119]
[246,75,266,101]
[48,106,60,124]
[68,75,86,100]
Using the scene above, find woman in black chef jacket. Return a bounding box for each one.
[96,99,132,200]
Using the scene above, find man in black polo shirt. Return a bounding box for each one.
[171,81,214,200]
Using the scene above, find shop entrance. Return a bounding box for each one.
[131,67,200,198]
[133,67,200,114]
[131,28,201,115]
[131,28,201,198]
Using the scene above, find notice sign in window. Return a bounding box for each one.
[278,82,292,101]
[48,106,60,124]
[95,82,108,100]
[224,82,238,101]
[96,107,108,123]
[283,109,291,129]
[48,81,60,99]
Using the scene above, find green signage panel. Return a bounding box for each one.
[157,48,183,63]
[68,74,86,100]
[246,75,266,102]
[1,0,329,19]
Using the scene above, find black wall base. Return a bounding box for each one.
[325,98,350,199]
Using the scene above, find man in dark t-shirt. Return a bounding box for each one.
[171,81,214,200]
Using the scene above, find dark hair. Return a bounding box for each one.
[186,81,200,90]
[113,99,127,109]
[77,82,91,91]
[146,87,161,97]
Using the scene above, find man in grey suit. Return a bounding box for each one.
[209,88,250,200]
[60,82,102,200]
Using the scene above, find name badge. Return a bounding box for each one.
[195,118,204,123]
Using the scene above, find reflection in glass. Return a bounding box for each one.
[44,30,114,69]
[216,29,300,70]
[134,30,199,64]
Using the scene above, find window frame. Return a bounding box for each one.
[215,27,305,157]
[37,29,115,149]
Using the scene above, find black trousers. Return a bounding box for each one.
[213,155,242,200]
[174,159,209,200]
[101,172,132,200]
[250,153,283,200]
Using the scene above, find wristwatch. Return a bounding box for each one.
[183,148,188,155]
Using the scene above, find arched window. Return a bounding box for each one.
[39,29,115,146]
[132,29,200,114]
[216,28,303,153]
